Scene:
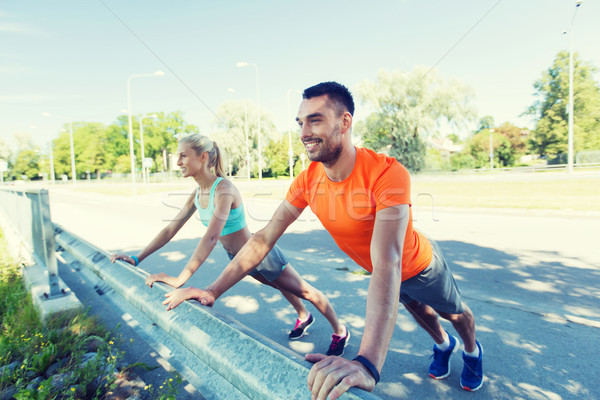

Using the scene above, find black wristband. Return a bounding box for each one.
[353,355,380,384]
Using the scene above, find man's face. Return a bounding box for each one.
[296,95,343,165]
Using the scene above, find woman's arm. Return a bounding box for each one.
[111,191,197,266]
[147,181,233,288]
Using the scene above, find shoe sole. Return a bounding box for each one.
[429,336,460,380]
[460,342,484,391]
[289,318,314,340]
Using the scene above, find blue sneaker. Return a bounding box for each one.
[429,331,459,379]
[461,341,483,391]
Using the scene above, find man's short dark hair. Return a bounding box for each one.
[302,81,355,116]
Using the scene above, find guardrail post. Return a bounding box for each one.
[36,189,61,298]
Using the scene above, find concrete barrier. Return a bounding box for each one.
[55,225,381,400]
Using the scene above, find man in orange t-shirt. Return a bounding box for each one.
[183,82,483,398]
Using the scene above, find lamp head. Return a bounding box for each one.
[236,62,248,67]
[576,1,582,7]
[155,70,165,76]
[42,112,51,117]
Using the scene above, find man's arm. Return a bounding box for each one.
[307,204,409,400]
[172,200,303,307]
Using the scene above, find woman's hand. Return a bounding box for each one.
[110,254,137,266]
[145,273,170,288]
[163,288,216,310]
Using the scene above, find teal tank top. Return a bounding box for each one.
[194,177,247,236]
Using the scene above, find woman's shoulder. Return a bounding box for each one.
[213,178,241,202]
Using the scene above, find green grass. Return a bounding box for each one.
[51,172,600,211]
[0,229,121,399]
[412,175,600,211]
[0,228,183,399]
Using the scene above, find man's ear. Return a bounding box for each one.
[341,111,353,134]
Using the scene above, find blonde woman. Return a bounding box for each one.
[111,134,349,356]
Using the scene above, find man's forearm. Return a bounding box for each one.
[206,233,272,299]
[357,263,402,372]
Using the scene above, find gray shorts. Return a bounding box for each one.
[226,244,288,282]
[399,238,464,314]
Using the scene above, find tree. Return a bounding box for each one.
[526,50,600,158]
[477,116,495,132]
[263,133,305,177]
[355,67,477,172]
[12,149,42,180]
[462,129,513,168]
[11,133,41,180]
[494,122,527,156]
[136,111,199,172]
[210,100,278,177]
[75,123,109,177]
[0,138,13,178]
[105,111,199,173]
[49,122,109,179]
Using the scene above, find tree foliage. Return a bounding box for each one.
[5,111,199,181]
[210,100,286,177]
[354,67,477,172]
[526,50,600,157]
[449,123,524,170]
[9,133,41,180]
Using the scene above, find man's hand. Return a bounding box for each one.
[306,353,376,400]
[162,287,216,311]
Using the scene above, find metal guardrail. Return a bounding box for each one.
[55,226,380,400]
[0,187,62,298]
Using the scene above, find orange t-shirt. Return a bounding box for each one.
[286,147,432,281]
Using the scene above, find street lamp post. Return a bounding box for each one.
[139,113,158,184]
[287,89,301,180]
[42,112,76,184]
[566,0,583,173]
[48,141,55,184]
[236,62,262,181]
[127,71,164,195]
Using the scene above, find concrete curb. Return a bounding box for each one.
[54,225,380,400]
[21,263,82,321]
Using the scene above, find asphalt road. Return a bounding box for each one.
[48,183,600,400]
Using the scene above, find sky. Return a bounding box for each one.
[1,0,599,151]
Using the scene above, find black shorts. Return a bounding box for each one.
[399,238,464,314]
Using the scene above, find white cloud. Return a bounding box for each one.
[0,21,40,34]
[0,94,48,103]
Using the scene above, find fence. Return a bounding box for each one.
[0,187,61,298]
[426,162,600,175]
